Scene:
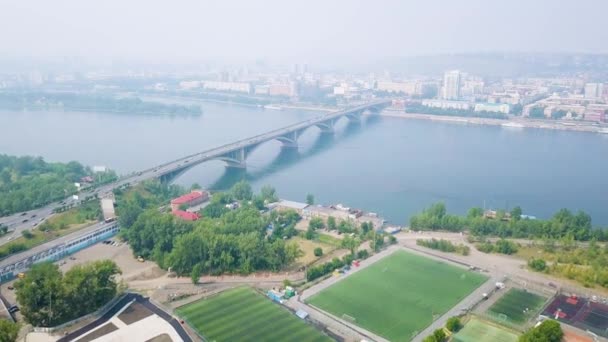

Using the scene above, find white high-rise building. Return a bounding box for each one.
[584,83,604,99]
[443,70,461,100]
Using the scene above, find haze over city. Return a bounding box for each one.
[1,1,608,342]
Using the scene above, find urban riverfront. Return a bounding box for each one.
[1,101,608,225]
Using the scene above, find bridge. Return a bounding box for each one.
[131,100,391,183]
[0,100,390,237]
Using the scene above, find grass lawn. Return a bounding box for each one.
[306,250,488,342]
[453,318,519,342]
[486,288,547,325]
[176,287,331,342]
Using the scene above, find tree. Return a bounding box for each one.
[529,106,545,118]
[231,180,253,201]
[446,316,461,332]
[433,328,446,342]
[14,260,121,327]
[510,206,522,221]
[191,263,202,284]
[388,235,397,244]
[260,185,278,203]
[314,247,323,257]
[0,319,19,342]
[341,236,360,255]
[528,258,547,272]
[305,226,315,240]
[467,207,484,219]
[21,229,34,239]
[190,183,202,190]
[306,193,314,205]
[309,217,324,230]
[519,319,563,342]
[327,216,336,230]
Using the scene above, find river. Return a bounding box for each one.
[1,102,608,225]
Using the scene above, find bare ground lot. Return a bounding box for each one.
[117,302,154,325]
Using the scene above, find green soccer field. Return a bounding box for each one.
[486,288,547,325]
[453,318,519,342]
[306,250,488,342]
[176,287,331,342]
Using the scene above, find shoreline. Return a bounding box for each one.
[374,110,608,135]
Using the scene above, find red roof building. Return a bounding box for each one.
[170,190,208,211]
[172,210,201,221]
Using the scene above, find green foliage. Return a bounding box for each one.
[0,92,201,115]
[309,217,324,230]
[388,235,397,245]
[495,239,518,254]
[314,247,323,257]
[529,106,546,118]
[21,230,34,239]
[341,236,361,255]
[476,239,518,255]
[356,249,369,259]
[259,185,278,203]
[410,203,605,241]
[14,261,121,327]
[306,256,351,281]
[417,238,470,255]
[371,234,385,252]
[327,216,336,230]
[445,316,461,332]
[231,180,253,201]
[528,258,547,272]
[306,193,314,205]
[519,319,563,342]
[191,264,202,284]
[0,154,97,215]
[0,319,19,342]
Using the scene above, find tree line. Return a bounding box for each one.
[410,202,607,241]
[416,238,470,256]
[0,154,116,216]
[406,103,508,119]
[14,260,121,327]
[0,92,201,116]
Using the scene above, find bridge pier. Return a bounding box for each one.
[316,119,336,134]
[276,131,300,149]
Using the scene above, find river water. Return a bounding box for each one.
[1,102,608,225]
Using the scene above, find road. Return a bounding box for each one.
[0,101,389,247]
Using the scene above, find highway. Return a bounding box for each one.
[0,100,390,247]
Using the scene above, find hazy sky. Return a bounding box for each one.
[1,0,607,64]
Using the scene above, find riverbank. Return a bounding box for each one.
[376,110,608,135]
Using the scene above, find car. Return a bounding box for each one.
[22,219,28,223]
[8,305,19,313]
[7,285,14,290]
[31,214,36,218]
[20,212,27,216]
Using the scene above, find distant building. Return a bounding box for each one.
[170,190,208,211]
[179,81,201,90]
[474,103,510,114]
[422,99,470,110]
[584,83,604,99]
[443,70,461,100]
[203,81,251,94]
[254,85,270,95]
[269,83,296,97]
[376,81,418,94]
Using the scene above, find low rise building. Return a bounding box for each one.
[474,103,510,114]
[170,190,208,211]
[203,81,251,93]
[422,99,471,110]
[172,210,200,221]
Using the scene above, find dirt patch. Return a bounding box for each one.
[58,242,166,282]
[146,333,173,342]
[75,322,118,342]
[563,330,593,342]
[292,237,333,267]
[117,302,154,325]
